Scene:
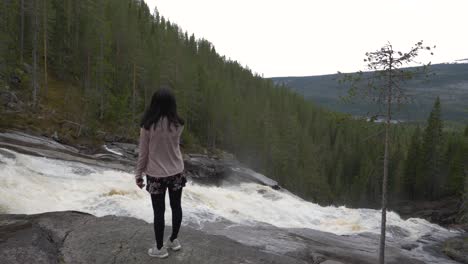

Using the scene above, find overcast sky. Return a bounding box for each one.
[144,0,467,77]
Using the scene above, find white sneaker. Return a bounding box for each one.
[167,238,182,251]
[148,245,169,258]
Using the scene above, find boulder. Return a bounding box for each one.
[401,243,419,251]
[183,154,230,185]
[0,90,23,111]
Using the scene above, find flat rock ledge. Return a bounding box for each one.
[0,211,314,264]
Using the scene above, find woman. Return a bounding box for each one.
[135,86,186,258]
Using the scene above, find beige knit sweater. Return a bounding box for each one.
[135,118,184,180]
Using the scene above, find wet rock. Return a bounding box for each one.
[387,225,411,239]
[183,154,229,185]
[401,243,419,251]
[442,235,468,264]
[0,149,16,160]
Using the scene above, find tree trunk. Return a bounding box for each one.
[43,0,48,98]
[85,51,90,90]
[20,0,24,64]
[132,62,136,123]
[379,59,393,264]
[144,78,148,108]
[75,2,79,52]
[31,0,39,107]
[66,0,71,34]
[99,35,104,119]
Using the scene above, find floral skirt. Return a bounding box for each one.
[145,173,187,194]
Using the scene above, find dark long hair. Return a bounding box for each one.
[140,86,184,130]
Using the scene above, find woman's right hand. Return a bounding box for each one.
[136,178,145,189]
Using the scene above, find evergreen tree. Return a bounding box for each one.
[341,41,434,264]
[445,134,466,196]
[422,97,444,199]
[404,126,422,200]
[0,0,20,85]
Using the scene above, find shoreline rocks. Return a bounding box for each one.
[0,130,281,189]
[392,197,467,231]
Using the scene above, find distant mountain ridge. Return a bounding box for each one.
[453,58,468,64]
[271,63,468,121]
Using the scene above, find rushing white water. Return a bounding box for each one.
[0,148,457,243]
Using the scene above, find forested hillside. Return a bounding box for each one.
[0,0,467,209]
[272,63,468,122]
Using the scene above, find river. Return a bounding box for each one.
[0,147,461,263]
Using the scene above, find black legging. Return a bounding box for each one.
[150,188,183,250]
